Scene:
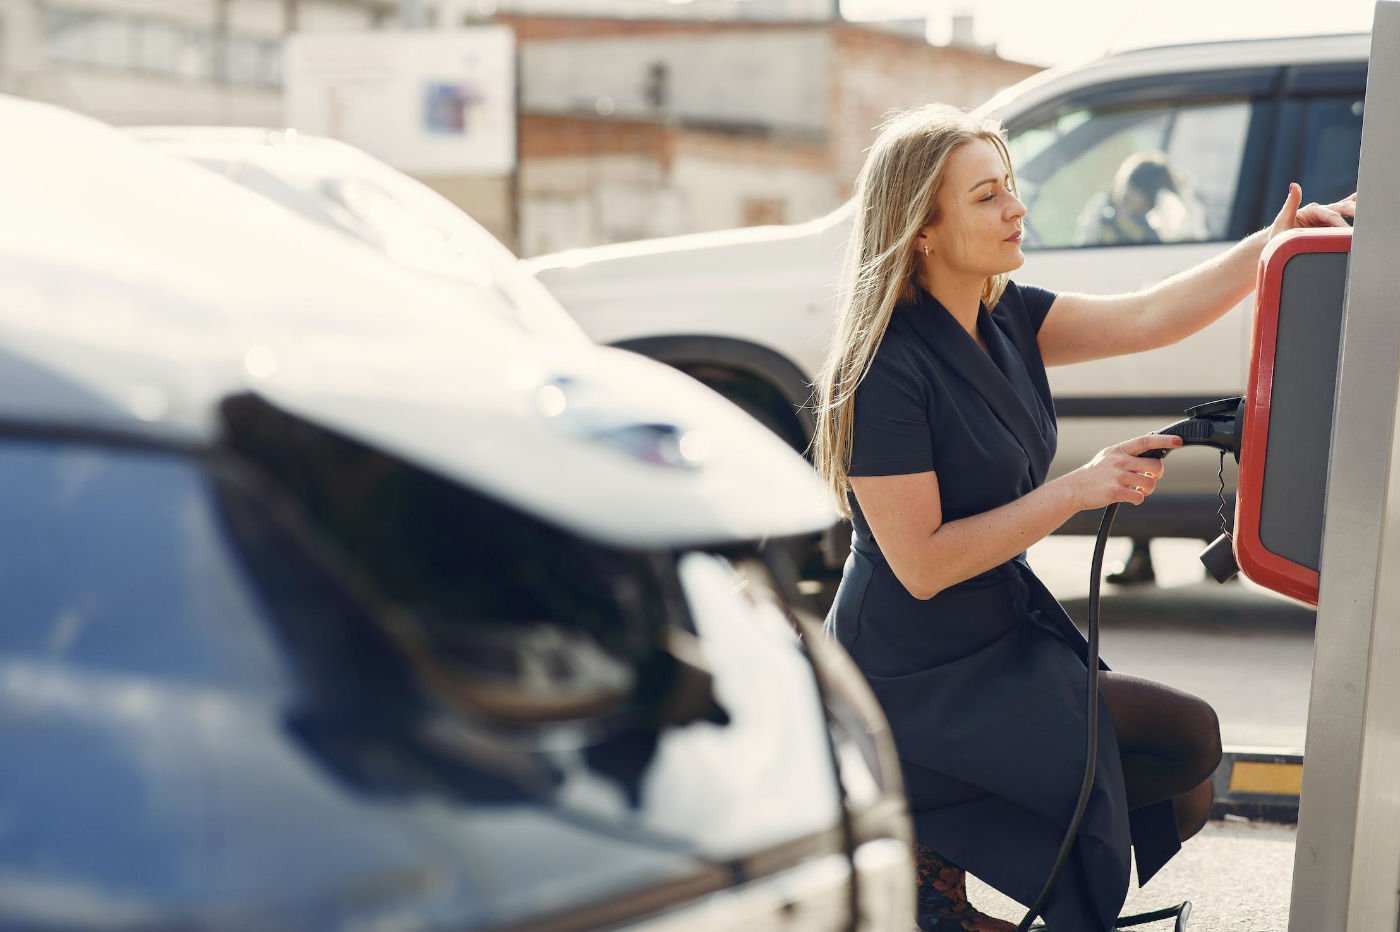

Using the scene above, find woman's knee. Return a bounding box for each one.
[1103,672,1223,781]
[1190,701,1224,785]
[1175,778,1215,841]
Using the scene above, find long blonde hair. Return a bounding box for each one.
[811,104,1018,519]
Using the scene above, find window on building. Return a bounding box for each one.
[133,20,210,77]
[221,35,283,87]
[174,30,214,80]
[741,197,787,227]
[48,9,277,87]
[48,10,133,68]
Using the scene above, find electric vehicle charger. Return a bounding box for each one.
[1016,398,1245,932]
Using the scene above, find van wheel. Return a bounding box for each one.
[683,368,836,611]
[684,366,807,453]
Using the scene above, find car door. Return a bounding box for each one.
[998,68,1283,508]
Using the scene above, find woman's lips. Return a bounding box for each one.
[1004,231,1023,243]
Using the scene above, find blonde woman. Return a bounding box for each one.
[813,104,1355,931]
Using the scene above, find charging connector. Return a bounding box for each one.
[1140,398,1246,582]
[1146,397,1245,461]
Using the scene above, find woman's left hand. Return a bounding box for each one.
[1268,183,1357,241]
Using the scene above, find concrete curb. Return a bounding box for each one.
[1209,745,1303,824]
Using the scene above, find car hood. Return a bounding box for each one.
[251,337,836,550]
[525,206,853,317]
[0,95,835,550]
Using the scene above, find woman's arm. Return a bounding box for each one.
[1036,185,1357,367]
[851,433,1182,600]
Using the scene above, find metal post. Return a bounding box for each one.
[1289,3,1400,929]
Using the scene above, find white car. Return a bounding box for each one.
[1,96,913,930]
[128,125,591,347]
[528,32,1368,583]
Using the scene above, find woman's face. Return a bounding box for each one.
[916,138,1027,282]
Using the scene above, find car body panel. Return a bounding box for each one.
[0,94,911,929]
[0,96,835,550]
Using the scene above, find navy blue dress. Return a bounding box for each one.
[824,282,1181,931]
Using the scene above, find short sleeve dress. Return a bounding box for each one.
[823,281,1181,931]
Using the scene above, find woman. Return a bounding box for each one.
[812,104,1355,931]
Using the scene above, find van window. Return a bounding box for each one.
[1009,100,1254,249]
[1299,95,1363,206]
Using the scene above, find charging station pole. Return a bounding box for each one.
[1289,3,1400,928]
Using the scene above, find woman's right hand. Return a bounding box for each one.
[1064,433,1184,510]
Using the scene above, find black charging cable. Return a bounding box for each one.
[1015,398,1245,931]
[1015,502,1117,931]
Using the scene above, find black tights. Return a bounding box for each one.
[1101,671,1223,841]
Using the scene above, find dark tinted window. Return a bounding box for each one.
[1299,95,1364,206]
[0,441,295,694]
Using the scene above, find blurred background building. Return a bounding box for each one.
[0,0,1040,253]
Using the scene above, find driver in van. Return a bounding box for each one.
[1083,151,1184,245]
[812,103,1354,930]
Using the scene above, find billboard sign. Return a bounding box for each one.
[286,27,515,175]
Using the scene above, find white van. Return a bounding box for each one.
[528,32,1368,584]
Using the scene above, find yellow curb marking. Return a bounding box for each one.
[1229,760,1304,795]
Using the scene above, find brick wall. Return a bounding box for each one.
[829,23,1042,197]
[504,14,1043,253]
[516,112,832,254]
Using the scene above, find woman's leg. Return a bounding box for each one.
[1100,671,1223,841]
[903,761,1016,930]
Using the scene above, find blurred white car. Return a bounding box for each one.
[128,125,590,347]
[528,32,1368,580]
[2,96,913,930]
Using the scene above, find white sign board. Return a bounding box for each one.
[285,28,515,175]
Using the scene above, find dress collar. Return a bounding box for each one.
[898,285,1053,481]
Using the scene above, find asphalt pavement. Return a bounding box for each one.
[966,818,1298,931]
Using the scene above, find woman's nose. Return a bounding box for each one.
[1006,193,1027,219]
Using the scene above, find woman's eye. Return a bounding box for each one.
[979,192,997,202]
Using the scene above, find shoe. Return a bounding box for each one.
[1106,540,1156,586]
[914,843,1018,931]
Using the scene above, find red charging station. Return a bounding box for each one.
[1234,227,1353,607]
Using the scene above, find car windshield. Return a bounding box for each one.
[190,137,588,345]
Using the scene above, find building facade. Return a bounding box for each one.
[0,0,395,126]
[505,14,1039,255]
[0,1,1040,254]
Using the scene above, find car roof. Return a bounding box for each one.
[125,125,389,178]
[980,32,1370,119]
[0,96,834,547]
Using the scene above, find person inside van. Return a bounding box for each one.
[813,103,1354,931]
[1079,151,1195,246]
